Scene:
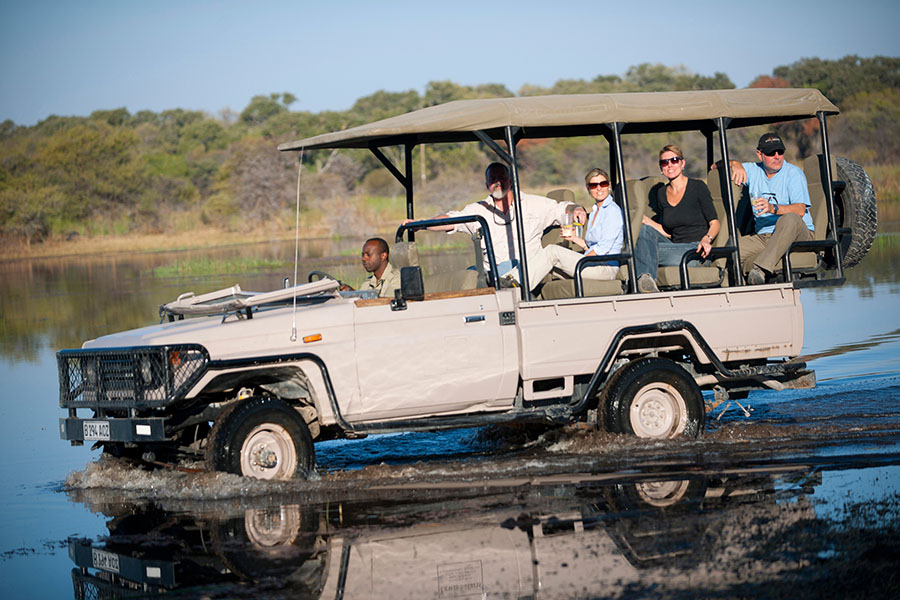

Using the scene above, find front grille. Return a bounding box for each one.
[57,345,209,408]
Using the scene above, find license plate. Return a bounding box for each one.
[83,420,110,441]
[92,548,120,573]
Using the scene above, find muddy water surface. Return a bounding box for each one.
[1,233,899,598]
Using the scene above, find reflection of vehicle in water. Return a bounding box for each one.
[69,503,327,597]
[67,467,820,598]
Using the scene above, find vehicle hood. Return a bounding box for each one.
[82,298,354,360]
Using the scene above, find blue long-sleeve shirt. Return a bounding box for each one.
[583,196,624,264]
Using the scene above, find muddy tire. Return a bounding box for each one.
[598,364,631,433]
[206,396,314,480]
[607,358,704,439]
[835,157,877,269]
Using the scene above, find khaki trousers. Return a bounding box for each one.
[528,244,618,290]
[740,213,813,273]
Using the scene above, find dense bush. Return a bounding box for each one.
[1,57,896,248]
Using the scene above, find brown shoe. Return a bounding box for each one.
[637,273,660,293]
[747,265,767,285]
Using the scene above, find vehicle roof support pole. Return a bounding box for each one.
[715,117,744,285]
[370,143,414,239]
[604,130,619,189]
[504,126,531,301]
[405,143,415,222]
[609,122,636,293]
[473,130,513,165]
[704,130,715,170]
[817,111,844,280]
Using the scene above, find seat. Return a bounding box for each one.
[391,239,481,294]
[390,241,420,269]
[781,154,835,275]
[738,154,834,280]
[541,188,581,253]
[616,176,660,285]
[536,188,625,299]
[655,169,733,288]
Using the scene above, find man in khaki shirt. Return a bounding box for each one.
[341,238,402,297]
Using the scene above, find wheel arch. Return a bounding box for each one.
[581,320,718,414]
[194,353,345,434]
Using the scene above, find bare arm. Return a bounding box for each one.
[641,215,670,238]
[400,216,455,232]
[695,219,721,258]
[711,159,747,186]
[751,201,807,217]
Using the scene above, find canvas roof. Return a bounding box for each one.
[278,88,839,151]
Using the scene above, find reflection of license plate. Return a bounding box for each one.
[92,548,120,573]
[83,421,110,441]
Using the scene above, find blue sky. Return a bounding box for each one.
[2,0,898,126]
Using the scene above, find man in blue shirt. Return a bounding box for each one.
[725,133,814,285]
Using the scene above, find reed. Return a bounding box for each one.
[149,256,286,277]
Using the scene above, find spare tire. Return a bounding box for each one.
[834,157,878,269]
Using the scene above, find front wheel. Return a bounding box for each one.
[607,358,704,439]
[206,396,315,480]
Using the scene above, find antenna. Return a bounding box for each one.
[290,148,305,342]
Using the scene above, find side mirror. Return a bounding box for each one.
[400,266,425,301]
[391,266,425,311]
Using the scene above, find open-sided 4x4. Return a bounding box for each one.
[57,88,877,480]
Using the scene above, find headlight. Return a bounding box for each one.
[84,359,97,385]
[140,357,153,384]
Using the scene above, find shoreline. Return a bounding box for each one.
[0,226,345,262]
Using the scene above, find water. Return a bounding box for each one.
[1,233,899,598]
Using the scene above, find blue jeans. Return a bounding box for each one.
[634,224,702,279]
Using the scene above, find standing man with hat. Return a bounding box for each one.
[719,133,815,284]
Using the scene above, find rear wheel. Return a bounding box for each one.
[835,157,877,269]
[608,358,704,439]
[206,396,314,480]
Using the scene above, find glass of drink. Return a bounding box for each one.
[755,192,776,216]
[561,212,574,238]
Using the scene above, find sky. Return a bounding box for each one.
[2,0,899,126]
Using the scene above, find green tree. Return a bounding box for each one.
[35,122,145,221]
[90,108,131,127]
[351,89,420,122]
[773,55,900,105]
[240,93,298,127]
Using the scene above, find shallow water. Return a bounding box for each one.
[1,232,899,598]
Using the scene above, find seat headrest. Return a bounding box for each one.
[390,241,419,268]
[546,188,575,204]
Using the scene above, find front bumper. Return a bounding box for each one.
[59,417,167,443]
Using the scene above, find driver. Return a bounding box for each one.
[340,237,401,297]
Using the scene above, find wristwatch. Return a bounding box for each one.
[768,202,777,214]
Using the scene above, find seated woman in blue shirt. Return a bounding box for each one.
[633,145,720,293]
[564,168,623,280]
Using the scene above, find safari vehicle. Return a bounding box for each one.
[57,88,877,479]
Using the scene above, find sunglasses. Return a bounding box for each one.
[658,156,683,167]
[587,180,610,190]
[762,149,785,157]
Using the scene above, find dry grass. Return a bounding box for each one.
[5,164,899,261]
[0,228,322,261]
[868,164,900,223]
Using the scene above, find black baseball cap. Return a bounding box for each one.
[757,133,785,154]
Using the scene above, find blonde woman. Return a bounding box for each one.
[564,168,623,280]
[634,145,720,293]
